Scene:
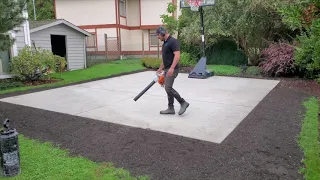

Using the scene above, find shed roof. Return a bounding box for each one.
[29,19,92,36]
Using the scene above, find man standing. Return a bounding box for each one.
[156,26,189,115]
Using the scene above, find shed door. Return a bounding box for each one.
[51,35,67,59]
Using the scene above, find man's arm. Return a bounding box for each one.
[170,39,181,69]
[158,61,164,72]
[170,51,180,69]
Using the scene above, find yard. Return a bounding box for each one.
[1,0,320,178]
[0,59,147,95]
[0,58,318,180]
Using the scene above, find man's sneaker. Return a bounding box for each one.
[160,106,175,114]
[178,101,189,115]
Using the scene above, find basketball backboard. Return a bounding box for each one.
[180,0,216,8]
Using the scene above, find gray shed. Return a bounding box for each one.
[15,19,92,70]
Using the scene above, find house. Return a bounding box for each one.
[54,0,181,59]
[0,6,31,75]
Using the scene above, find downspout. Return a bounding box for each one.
[22,5,31,46]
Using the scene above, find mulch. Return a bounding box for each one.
[0,70,315,180]
[278,78,320,98]
[23,79,61,86]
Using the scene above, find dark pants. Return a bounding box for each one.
[164,68,185,107]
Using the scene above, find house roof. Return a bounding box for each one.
[29,19,92,36]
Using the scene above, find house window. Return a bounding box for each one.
[119,0,126,17]
[150,34,159,46]
[149,30,159,46]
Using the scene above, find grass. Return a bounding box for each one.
[207,65,261,76]
[298,97,320,180]
[0,135,149,180]
[0,59,146,95]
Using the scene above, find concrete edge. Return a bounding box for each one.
[0,69,151,99]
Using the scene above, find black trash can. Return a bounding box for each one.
[0,119,20,177]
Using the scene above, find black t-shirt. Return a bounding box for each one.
[162,36,180,70]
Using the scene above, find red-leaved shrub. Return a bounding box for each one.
[258,42,296,77]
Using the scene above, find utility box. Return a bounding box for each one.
[0,119,20,177]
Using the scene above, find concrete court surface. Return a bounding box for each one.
[0,71,279,144]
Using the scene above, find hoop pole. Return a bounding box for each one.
[199,6,205,57]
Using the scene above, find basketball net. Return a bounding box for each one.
[188,0,203,11]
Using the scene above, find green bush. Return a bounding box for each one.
[277,2,320,79]
[294,27,320,79]
[180,52,197,67]
[140,57,162,69]
[10,46,57,81]
[54,55,67,72]
[205,40,248,66]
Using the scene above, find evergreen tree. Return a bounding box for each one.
[27,0,55,20]
[0,0,28,51]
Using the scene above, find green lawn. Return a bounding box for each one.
[0,135,149,180]
[299,97,320,180]
[0,59,146,95]
[208,65,261,76]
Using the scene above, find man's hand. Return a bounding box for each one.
[167,67,174,76]
[157,62,164,74]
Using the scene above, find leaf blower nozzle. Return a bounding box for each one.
[133,72,165,101]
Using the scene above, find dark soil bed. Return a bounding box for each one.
[279,78,320,98]
[23,79,62,86]
[0,83,310,180]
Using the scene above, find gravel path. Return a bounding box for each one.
[0,81,310,180]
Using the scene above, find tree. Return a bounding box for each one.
[27,0,55,20]
[160,2,179,35]
[0,0,28,51]
[178,0,296,65]
[277,0,320,79]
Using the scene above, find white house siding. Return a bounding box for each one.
[14,26,27,52]
[55,0,116,25]
[140,0,172,25]
[28,24,86,70]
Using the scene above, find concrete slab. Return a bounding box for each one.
[0,71,280,144]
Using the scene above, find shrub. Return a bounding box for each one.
[294,21,320,79]
[10,46,57,81]
[258,42,296,77]
[180,52,197,67]
[140,57,162,69]
[277,2,320,79]
[246,66,261,76]
[206,40,248,66]
[54,55,67,72]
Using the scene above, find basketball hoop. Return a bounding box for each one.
[188,0,203,11]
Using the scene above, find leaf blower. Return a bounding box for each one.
[133,72,165,101]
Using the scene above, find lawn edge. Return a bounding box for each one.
[17,134,150,179]
[0,69,150,99]
[298,96,320,180]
